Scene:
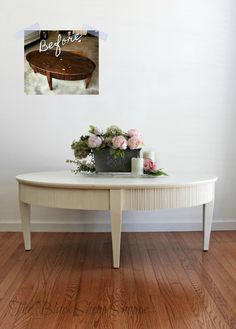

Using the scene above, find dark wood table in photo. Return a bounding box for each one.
[26,50,96,90]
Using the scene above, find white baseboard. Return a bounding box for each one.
[0,218,235,232]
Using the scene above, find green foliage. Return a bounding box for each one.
[146,168,168,176]
[71,137,90,159]
[88,125,96,134]
[105,125,123,136]
[103,136,113,148]
[109,148,125,159]
[66,159,95,174]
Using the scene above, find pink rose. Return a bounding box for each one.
[94,127,103,135]
[127,136,142,150]
[88,134,102,148]
[128,129,141,137]
[112,136,127,150]
[144,158,157,172]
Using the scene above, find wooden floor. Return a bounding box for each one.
[0,232,236,329]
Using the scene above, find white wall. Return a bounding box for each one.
[1,0,236,231]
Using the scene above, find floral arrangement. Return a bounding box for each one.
[67,125,167,176]
[71,125,142,158]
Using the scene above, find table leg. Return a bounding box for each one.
[203,199,214,251]
[19,201,31,251]
[46,71,53,90]
[110,190,122,268]
[85,75,92,89]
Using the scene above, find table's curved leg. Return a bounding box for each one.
[19,201,31,251]
[46,71,53,90]
[110,190,122,268]
[203,199,214,251]
[85,75,92,89]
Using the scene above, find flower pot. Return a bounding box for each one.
[93,148,141,172]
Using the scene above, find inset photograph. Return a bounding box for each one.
[24,30,99,95]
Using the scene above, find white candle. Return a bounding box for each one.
[131,157,144,175]
[143,151,155,162]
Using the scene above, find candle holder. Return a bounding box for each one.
[143,151,155,161]
[131,157,144,176]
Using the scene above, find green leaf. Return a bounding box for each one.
[109,148,125,159]
[145,168,168,176]
[88,125,96,134]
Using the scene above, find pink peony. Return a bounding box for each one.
[112,135,127,150]
[127,136,142,150]
[128,129,141,137]
[88,134,102,148]
[144,158,157,172]
[94,127,103,135]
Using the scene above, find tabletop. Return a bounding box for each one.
[16,171,218,189]
[26,50,96,76]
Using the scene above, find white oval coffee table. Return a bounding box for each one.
[16,171,217,268]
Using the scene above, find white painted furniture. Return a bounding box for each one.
[16,171,217,268]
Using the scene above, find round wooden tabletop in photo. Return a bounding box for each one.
[26,50,96,90]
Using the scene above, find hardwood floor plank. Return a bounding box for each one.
[156,233,216,329]
[9,233,68,329]
[168,232,233,329]
[0,233,23,269]
[24,233,85,329]
[0,241,28,299]
[149,232,205,329]
[126,233,160,329]
[181,233,236,316]
[148,249,189,329]
[177,232,236,328]
[215,232,236,242]
[24,233,69,328]
[118,232,148,329]
[210,240,236,283]
[119,233,141,329]
[0,233,46,328]
[50,233,89,329]
[99,235,124,329]
[85,233,115,329]
[72,233,107,329]
[138,233,174,329]
[134,233,171,329]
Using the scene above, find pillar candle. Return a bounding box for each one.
[143,151,155,162]
[131,157,144,176]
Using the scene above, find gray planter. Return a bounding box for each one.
[93,148,141,172]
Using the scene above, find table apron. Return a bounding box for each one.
[19,184,110,210]
[123,183,215,210]
[19,182,215,211]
